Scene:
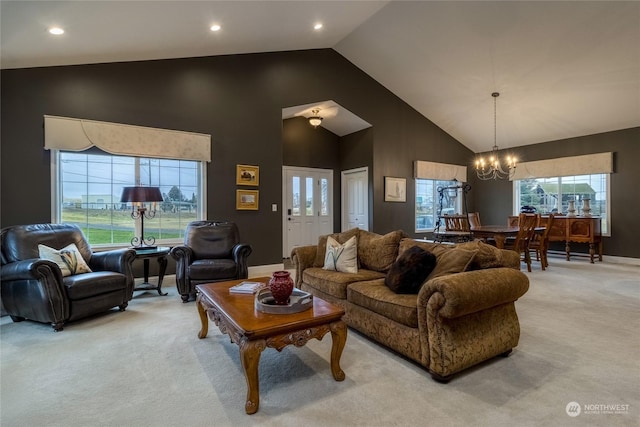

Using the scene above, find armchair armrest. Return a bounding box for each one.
[418,268,529,320]
[89,248,136,274]
[170,245,193,264]
[232,243,252,279]
[1,258,63,282]
[290,245,317,287]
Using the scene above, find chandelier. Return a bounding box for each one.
[308,109,323,128]
[475,92,517,180]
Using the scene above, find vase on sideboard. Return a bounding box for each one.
[268,271,294,305]
[567,200,576,217]
[582,198,592,217]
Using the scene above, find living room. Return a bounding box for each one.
[1,1,638,426]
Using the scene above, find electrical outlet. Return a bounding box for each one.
[272,203,277,212]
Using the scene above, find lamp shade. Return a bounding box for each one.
[120,186,163,203]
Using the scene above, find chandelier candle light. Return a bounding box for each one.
[120,186,164,250]
[475,92,517,180]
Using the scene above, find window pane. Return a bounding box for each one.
[320,178,329,216]
[292,176,300,216]
[415,179,461,232]
[306,177,314,216]
[57,151,203,245]
[514,173,608,235]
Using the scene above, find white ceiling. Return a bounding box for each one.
[1,1,638,153]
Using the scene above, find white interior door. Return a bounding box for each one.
[342,167,369,231]
[283,167,333,257]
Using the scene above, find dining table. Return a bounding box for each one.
[470,225,544,249]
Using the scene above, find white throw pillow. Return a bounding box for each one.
[38,243,93,277]
[323,235,358,274]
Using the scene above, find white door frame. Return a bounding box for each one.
[341,167,369,231]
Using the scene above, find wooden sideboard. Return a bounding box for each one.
[508,215,602,263]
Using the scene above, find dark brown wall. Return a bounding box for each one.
[1,49,471,265]
[471,127,640,258]
[2,49,637,263]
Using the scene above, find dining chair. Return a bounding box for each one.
[529,213,555,270]
[467,212,481,228]
[504,213,539,272]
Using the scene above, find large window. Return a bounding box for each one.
[415,179,462,232]
[54,150,205,247]
[514,174,609,235]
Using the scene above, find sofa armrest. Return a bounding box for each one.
[418,268,529,319]
[499,249,521,269]
[290,245,317,287]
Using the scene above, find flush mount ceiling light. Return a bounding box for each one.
[210,24,221,32]
[314,23,323,30]
[48,27,65,35]
[474,92,517,180]
[308,109,323,128]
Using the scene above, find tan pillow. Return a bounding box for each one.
[314,228,359,267]
[323,236,358,274]
[427,248,478,280]
[456,240,504,269]
[38,243,93,277]
[399,238,451,259]
[358,230,406,272]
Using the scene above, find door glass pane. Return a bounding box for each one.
[306,177,314,216]
[292,176,300,216]
[320,178,328,216]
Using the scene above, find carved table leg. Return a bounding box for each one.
[196,295,209,339]
[329,320,347,381]
[240,338,266,414]
[589,243,595,263]
[494,235,506,249]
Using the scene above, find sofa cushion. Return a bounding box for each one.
[358,230,406,272]
[313,228,360,267]
[323,236,358,273]
[347,279,418,328]
[303,267,385,299]
[427,248,478,280]
[385,246,436,294]
[38,243,93,277]
[398,238,452,259]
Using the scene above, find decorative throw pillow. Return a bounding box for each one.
[385,246,437,294]
[323,236,358,274]
[427,248,478,280]
[38,243,93,277]
[314,228,360,267]
[358,230,407,272]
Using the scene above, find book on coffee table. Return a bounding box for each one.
[229,281,265,294]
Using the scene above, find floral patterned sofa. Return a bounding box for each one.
[291,228,529,381]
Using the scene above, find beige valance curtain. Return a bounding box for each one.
[44,115,211,162]
[510,152,613,181]
[414,160,467,182]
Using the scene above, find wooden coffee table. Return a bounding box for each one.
[196,277,347,414]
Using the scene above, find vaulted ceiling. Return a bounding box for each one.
[2,1,638,152]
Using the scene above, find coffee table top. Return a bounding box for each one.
[196,277,345,340]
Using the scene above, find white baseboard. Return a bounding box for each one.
[602,255,640,266]
[248,263,287,277]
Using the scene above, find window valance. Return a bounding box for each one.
[414,160,467,182]
[44,115,211,162]
[510,152,613,181]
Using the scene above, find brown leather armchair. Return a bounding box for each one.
[1,223,136,331]
[170,221,252,302]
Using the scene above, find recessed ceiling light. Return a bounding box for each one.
[48,27,65,35]
[314,23,323,30]
[210,24,221,32]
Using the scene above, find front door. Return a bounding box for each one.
[283,167,333,257]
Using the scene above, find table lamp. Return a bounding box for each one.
[120,186,164,249]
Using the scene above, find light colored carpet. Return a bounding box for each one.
[1,258,638,427]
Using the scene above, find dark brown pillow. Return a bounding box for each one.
[385,246,436,294]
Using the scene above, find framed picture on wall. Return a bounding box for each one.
[384,177,406,202]
[236,164,259,186]
[236,190,259,210]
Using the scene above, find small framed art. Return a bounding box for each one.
[236,190,259,210]
[384,177,406,202]
[236,164,259,186]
